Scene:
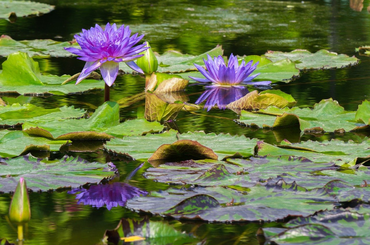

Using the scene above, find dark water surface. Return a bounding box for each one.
[1,0,370,244]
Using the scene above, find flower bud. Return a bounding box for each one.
[136,42,158,75]
[9,177,31,224]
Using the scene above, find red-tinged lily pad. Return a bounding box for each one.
[0,154,117,193]
[148,140,218,165]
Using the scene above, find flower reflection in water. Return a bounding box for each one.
[195,86,249,111]
[68,163,147,210]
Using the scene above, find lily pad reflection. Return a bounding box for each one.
[68,182,148,210]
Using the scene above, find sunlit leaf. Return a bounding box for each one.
[0,154,117,193]
[227,90,296,111]
[145,92,184,122]
[0,104,85,126]
[265,49,359,70]
[0,52,104,95]
[0,130,68,158]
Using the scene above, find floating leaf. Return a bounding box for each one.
[105,131,257,161]
[238,99,360,133]
[22,102,163,140]
[265,49,359,70]
[355,100,370,124]
[0,154,117,193]
[146,73,188,93]
[0,52,104,95]
[0,104,85,126]
[0,1,54,20]
[0,130,68,158]
[0,36,78,57]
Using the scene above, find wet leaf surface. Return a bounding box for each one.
[0,1,54,20]
[0,154,117,193]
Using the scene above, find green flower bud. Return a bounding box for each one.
[136,42,158,75]
[9,177,31,224]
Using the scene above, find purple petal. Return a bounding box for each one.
[188,76,211,83]
[100,61,119,87]
[243,80,272,86]
[125,60,144,74]
[76,61,102,84]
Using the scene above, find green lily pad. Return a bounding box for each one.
[119,45,223,74]
[0,104,85,126]
[105,131,257,161]
[144,92,185,122]
[22,102,163,140]
[0,1,54,20]
[0,35,77,57]
[0,52,104,95]
[0,154,117,193]
[238,99,360,133]
[264,49,359,70]
[0,130,68,158]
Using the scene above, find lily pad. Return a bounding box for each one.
[265,49,359,70]
[0,1,54,20]
[105,131,257,161]
[266,208,370,244]
[0,35,76,57]
[238,99,360,133]
[0,104,85,126]
[0,154,117,193]
[22,102,164,140]
[0,130,68,158]
[119,45,223,74]
[0,52,104,95]
[126,184,334,222]
[144,92,185,122]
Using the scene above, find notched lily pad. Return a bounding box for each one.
[265,49,359,70]
[0,154,117,193]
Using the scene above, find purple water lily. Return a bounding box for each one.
[190,54,271,110]
[196,86,249,111]
[190,54,271,87]
[65,23,148,87]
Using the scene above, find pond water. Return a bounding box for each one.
[1,0,370,244]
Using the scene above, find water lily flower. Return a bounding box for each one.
[190,54,271,87]
[196,86,249,111]
[190,54,271,110]
[65,23,148,87]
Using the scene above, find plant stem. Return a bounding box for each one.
[18,225,23,241]
[105,83,110,102]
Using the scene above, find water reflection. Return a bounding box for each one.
[68,163,147,210]
[350,0,370,12]
[195,85,249,111]
[68,182,147,210]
